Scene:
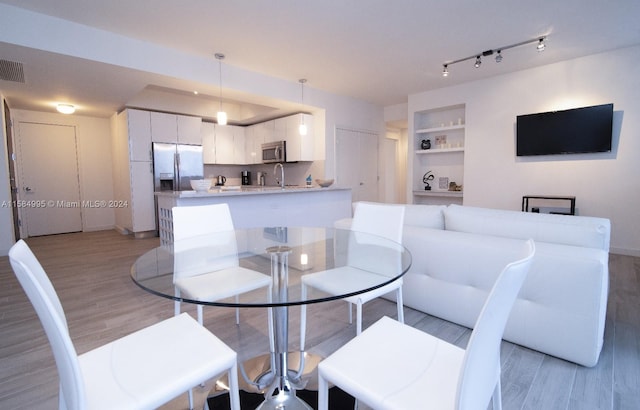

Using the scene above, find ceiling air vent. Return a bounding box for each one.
[0,59,25,83]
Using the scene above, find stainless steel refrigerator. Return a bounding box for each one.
[152,143,204,191]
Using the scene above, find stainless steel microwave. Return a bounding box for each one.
[262,140,286,163]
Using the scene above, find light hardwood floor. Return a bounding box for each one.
[1,230,638,409]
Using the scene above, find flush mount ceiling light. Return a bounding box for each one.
[442,36,546,77]
[56,104,75,114]
[215,53,227,125]
[298,79,307,136]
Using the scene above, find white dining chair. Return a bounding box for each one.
[171,203,272,327]
[8,239,240,410]
[300,202,406,350]
[317,239,535,410]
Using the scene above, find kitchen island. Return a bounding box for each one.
[155,186,352,245]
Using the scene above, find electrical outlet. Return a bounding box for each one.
[435,135,447,145]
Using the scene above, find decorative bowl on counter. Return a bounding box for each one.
[315,179,334,188]
[190,179,213,192]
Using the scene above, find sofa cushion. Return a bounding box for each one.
[404,204,446,229]
[444,204,610,250]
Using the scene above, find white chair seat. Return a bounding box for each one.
[80,313,237,410]
[319,316,462,409]
[175,266,272,302]
[301,267,403,305]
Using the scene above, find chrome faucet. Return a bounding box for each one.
[274,163,285,188]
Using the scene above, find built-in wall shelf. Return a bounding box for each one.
[413,190,463,198]
[415,147,464,155]
[412,103,466,206]
[416,124,465,134]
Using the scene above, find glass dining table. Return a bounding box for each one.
[131,226,411,410]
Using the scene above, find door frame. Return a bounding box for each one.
[3,101,20,240]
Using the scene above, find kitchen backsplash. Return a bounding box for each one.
[204,161,326,187]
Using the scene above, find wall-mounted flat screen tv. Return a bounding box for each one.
[516,103,613,156]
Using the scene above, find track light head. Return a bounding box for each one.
[474,56,481,68]
[537,38,546,52]
[442,65,449,77]
[495,50,503,63]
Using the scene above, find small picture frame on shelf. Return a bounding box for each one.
[439,177,449,190]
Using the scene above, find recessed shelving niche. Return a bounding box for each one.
[412,104,465,205]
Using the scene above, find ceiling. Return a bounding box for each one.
[1,0,639,124]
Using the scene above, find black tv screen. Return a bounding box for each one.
[516,103,613,156]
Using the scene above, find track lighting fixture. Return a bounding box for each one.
[442,36,546,77]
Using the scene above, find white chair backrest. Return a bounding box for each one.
[351,202,405,243]
[9,240,86,410]
[172,204,240,281]
[456,239,535,409]
[172,203,234,241]
[346,202,405,275]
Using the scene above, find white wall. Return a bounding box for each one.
[11,110,116,234]
[409,45,640,256]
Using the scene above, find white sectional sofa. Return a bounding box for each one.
[340,203,611,367]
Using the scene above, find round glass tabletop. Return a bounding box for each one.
[131,226,412,308]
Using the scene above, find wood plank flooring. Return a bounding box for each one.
[1,230,638,409]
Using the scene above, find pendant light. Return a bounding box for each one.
[215,53,227,125]
[298,79,307,136]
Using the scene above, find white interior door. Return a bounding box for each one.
[336,128,379,203]
[17,122,82,236]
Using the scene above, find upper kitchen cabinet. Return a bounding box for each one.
[203,124,246,164]
[177,115,202,145]
[285,114,315,162]
[245,125,264,164]
[201,122,216,164]
[121,109,152,161]
[411,104,465,205]
[150,112,202,145]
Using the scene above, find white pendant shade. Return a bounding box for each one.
[217,111,227,126]
[299,122,307,136]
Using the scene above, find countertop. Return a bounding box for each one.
[155,185,347,198]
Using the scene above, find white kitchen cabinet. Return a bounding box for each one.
[257,120,277,143]
[214,124,234,163]
[125,109,152,161]
[113,109,156,236]
[206,124,246,164]
[232,126,246,164]
[245,125,264,164]
[151,112,202,145]
[129,161,156,232]
[285,114,315,161]
[150,111,177,143]
[177,115,202,145]
[201,122,216,164]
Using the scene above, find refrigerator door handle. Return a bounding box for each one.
[174,152,180,190]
